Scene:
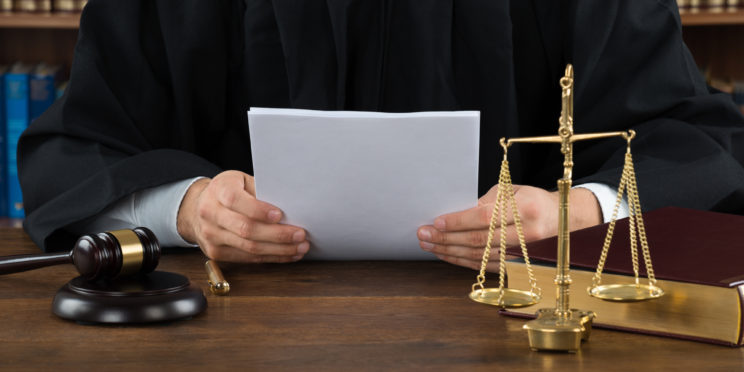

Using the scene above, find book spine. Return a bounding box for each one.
[0,0,12,12]
[738,286,744,346]
[29,69,56,123]
[734,82,744,116]
[52,0,73,12]
[4,71,28,219]
[13,0,37,12]
[36,0,51,12]
[0,73,6,218]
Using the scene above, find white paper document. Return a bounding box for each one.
[248,108,479,260]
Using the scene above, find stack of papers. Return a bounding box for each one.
[248,108,480,260]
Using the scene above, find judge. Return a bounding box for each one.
[17,0,744,271]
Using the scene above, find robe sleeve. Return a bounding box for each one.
[570,0,744,215]
[18,1,225,251]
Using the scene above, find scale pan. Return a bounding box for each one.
[469,288,540,308]
[588,283,664,302]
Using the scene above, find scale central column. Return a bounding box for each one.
[555,179,572,319]
[522,175,595,352]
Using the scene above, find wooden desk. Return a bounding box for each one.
[0,228,741,371]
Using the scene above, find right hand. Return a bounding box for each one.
[177,170,309,263]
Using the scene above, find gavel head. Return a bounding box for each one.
[72,227,161,281]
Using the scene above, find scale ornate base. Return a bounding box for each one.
[523,308,596,352]
[52,271,207,324]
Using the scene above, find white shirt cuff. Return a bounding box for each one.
[68,177,205,247]
[574,182,629,223]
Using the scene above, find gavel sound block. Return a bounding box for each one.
[0,228,207,324]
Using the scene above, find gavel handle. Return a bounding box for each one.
[0,251,73,275]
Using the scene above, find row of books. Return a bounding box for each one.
[678,0,742,9]
[0,0,86,13]
[709,77,744,115]
[0,62,62,219]
[735,83,744,115]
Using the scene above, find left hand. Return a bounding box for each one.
[417,184,602,271]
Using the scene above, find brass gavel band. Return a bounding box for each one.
[108,229,144,277]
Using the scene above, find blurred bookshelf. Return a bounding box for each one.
[0,3,742,110]
[680,7,744,109]
[0,12,79,78]
[681,7,744,25]
[0,11,80,29]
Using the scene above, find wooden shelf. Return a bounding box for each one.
[0,12,80,29]
[681,8,744,26]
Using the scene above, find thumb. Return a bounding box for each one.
[243,173,257,196]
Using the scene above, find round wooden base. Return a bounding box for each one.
[52,271,207,324]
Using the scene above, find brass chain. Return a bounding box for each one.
[626,152,658,285]
[503,159,541,299]
[471,154,506,293]
[590,151,629,287]
[471,147,541,303]
[496,164,508,304]
[591,140,658,289]
[627,159,640,285]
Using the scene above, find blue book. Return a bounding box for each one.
[0,65,7,218]
[30,63,60,124]
[5,63,33,219]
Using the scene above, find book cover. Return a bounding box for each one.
[0,66,7,218]
[0,0,12,12]
[52,0,74,12]
[501,207,744,346]
[4,62,33,219]
[29,63,59,124]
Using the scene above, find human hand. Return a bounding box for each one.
[417,185,602,271]
[177,170,309,263]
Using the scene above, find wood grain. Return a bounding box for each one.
[681,8,744,26]
[0,12,80,29]
[0,227,742,371]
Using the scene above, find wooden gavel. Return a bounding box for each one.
[0,227,160,281]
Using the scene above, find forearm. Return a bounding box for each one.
[67,177,205,247]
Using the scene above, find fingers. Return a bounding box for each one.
[419,240,493,261]
[213,228,308,256]
[418,223,522,250]
[209,176,283,223]
[199,224,310,262]
[204,243,308,264]
[433,253,501,272]
[208,204,306,244]
[433,202,516,232]
[186,171,312,264]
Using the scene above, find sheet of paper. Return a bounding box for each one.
[248,107,479,260]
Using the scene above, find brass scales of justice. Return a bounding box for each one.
[468,64,664,352]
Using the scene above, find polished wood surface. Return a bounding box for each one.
[3,7,744,29]
[681,8,744,26]
[0,227,742,371]
[0,12,80,29]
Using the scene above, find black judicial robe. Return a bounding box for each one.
[18,0,744,251]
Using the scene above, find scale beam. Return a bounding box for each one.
[503,131,632,147]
